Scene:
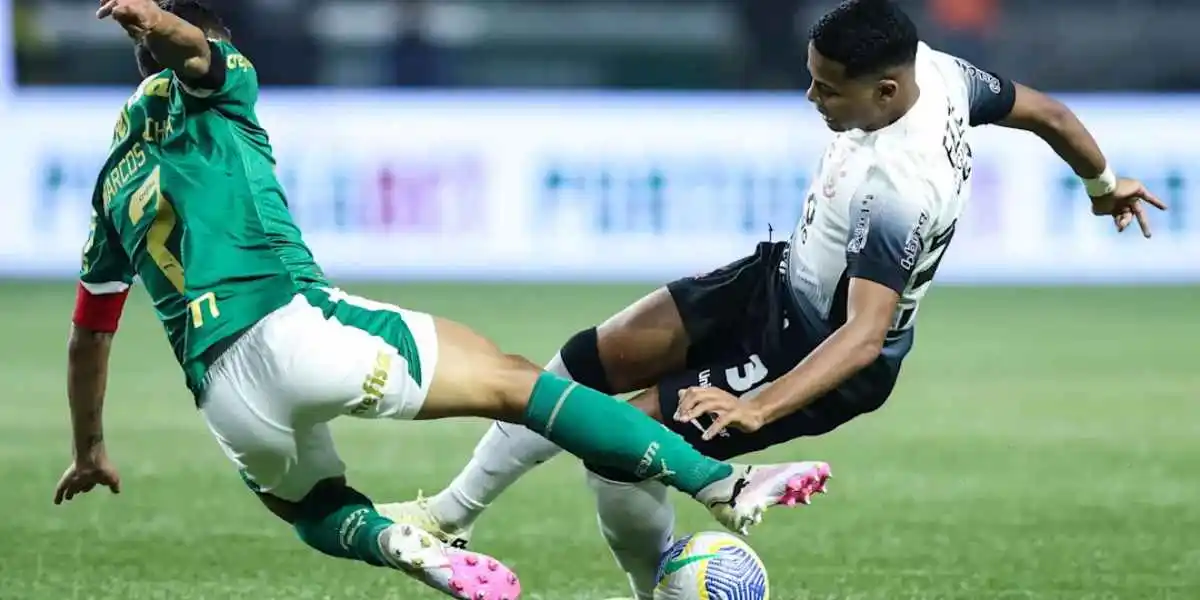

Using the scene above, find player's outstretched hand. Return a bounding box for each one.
[674,387,765,441]
[53,451,121,505]
[96,0,164,39]
[1090,177,1167,238]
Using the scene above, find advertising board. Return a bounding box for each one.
[1,90,1196,282]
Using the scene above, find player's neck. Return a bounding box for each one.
[866,81,921,132]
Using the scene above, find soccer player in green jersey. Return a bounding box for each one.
[51,1,833,598]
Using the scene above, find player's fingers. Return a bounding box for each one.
[674,389,697,421]
[1134,205,1153,238]
[53,470,78,503]
[685,396,736,423]
[108,474,122,494]
[702,413,733,441]
[676,399,712,423]
[675,388,713,421]
[1113,212,1127,232]
[97,1,119,18]
[1140,187,1168,211]
[677,403,705,423]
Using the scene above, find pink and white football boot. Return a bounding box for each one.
[379,522,521,600]
[698,461,832,535]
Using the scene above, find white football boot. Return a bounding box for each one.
[696,461,832,535]
[376,492,474,548]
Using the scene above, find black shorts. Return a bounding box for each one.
[660,241,891,460]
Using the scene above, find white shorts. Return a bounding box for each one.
[198,287,439,502]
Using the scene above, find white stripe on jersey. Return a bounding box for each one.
[80,280,131,295]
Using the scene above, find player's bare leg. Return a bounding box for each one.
[417,288,690,418]
[253,477,520,600]
[379,287,692,539]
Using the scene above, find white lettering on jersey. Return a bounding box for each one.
[900,211,928,271]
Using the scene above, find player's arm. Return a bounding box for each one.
[55,291,128,504]
[949,58,1105,180]
[751,283,896,427]
[68,322,119,457]
[69,216,134,460]
[998,84,1111,187]
[98,0,224,88]
[750,176,911,428]
[956,57,1165,232]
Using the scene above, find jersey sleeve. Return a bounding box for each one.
[174,39,257,111]
[80,212,134,294]
[844,170,932,295]
[952,57,1016,126]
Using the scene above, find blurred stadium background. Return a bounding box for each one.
[1,2,1197,599]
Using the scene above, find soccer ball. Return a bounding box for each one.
[653,531,769,600]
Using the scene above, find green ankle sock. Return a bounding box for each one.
[293,488,393,567]
[523,372,733,495]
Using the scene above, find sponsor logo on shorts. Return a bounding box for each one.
[353,350,392,416]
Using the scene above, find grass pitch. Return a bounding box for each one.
[0,282,1197,600]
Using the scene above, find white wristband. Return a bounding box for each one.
[1083,165,1117,197]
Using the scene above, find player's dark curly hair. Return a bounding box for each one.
[158,0,231,39]
[808,0,919,78]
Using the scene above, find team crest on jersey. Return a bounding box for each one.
[821,146,855,198]
[901,211,929,270]
[847,199,871,254]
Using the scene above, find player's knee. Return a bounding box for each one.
[485,352,543,416]
[293,477,365,521]
[256,492,303,524]
[257,476,349,524]
[558,327,615,394]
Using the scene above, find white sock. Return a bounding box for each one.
[427,353,570,529]
[587,470,675,600]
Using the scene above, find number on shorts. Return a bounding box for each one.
[725,354,768,393]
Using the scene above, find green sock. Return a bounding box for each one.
[293,487,393,567]
[522,372,733,495]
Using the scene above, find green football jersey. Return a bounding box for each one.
[81,40,327,395]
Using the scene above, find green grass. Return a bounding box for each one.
[1,282,1197,600]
